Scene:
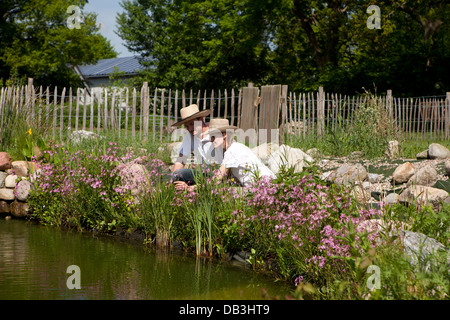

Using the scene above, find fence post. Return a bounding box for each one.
[52,87,58,140]
[317,87,325,136]
[25,78,33,109]
[142,82,149,141]
[0,88,4,135]
[60,87,66,140]
[387,89,393,118]
[446,92,450,139]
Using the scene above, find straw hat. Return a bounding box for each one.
[205,118,238,135]
[171,104,211,127]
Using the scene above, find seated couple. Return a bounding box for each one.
[170,104,275,191]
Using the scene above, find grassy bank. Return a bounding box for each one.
[2,94,449,299]
[19,135,448,300]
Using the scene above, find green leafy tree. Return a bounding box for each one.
[116,0,272,89]
[0,0,117,88]
[117,0,449,95]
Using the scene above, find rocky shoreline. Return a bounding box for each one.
[0,152,35,219]
[2,139,449,271]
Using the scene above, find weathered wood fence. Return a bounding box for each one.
[1,78,450,144]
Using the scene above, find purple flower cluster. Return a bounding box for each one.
[33,143,136,204]
[235,175,382,275]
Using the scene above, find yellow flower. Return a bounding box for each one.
[26,128,32,135]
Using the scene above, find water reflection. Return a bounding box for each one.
[0,220,291,300]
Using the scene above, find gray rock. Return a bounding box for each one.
[4,175,17,188]
[384,192,399,205]
[0,171,7,188]
[327,163,368,186]
[362,181,371,189]
[368,173,383,183]
[117,162,150,204]
[400,230,449,272]
[398,185,449,212]
[232,251,251,265]
[15,180,33,201]
[0,188,15,201]
[407,164,438,187]
[416,150,429,159]
[267,144,313,175]
[428,143,450,159]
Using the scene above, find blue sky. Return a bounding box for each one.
[84,0,134,57]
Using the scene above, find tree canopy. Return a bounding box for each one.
[0,0,117,88]
[117,0,449,96]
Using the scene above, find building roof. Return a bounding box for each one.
[78,56,143,79]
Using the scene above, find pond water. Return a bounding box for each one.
[0,219,293,300]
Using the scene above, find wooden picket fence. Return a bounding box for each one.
[282,89,450,141]
[1,78,450,145]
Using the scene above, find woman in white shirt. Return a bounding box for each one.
[210,119,276,187]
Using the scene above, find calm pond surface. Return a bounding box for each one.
[0,219,293,300]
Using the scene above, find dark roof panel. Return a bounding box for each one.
[78,56,143,78]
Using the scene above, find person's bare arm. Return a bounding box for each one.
[172,153,187,173]
[213,164,228,183]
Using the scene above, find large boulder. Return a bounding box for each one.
[368,173,383,183]
[416,150,429,159]
[428,143,450,159]
[11,161,35,177]
[398,185,450,212]
[0,188,15,201]
[0,152,12,170]
[117,161,150,203]
[326,163,368,186]
[384,192,399,205]
[266,144,312,175]
[392,162,416,184]
[4,175,17,188]
[10,200,29,218]
[400,230,449,272]
[251,142,280,165]
[15,180,33,201]
[407,164,438,187]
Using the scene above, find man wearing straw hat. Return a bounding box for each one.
[170,104,219,188]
